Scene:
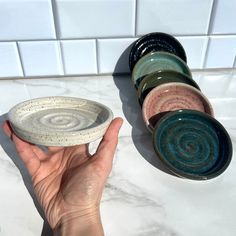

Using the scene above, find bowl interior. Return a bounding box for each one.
[142,82,214,131]
[138,70,200,105]
[129,32,187,71]
[132,51,191,89]
[153,109,232,180]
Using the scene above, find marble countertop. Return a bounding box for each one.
[0,70,236,236]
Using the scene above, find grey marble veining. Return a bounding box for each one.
[0,70,236,236]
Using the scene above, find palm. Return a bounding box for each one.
[2,118,122,228]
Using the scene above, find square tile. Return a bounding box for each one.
[176,36,208,69]
[61,40,97,75]
[0,42,23,78]
[197,72,230,98]
[210,0,236,34]
[137,0,213,35]
[0,0,55,40]
[97,38,136,74]
[55,0,135,38]
[18,41,64,77]
[204,36,236,68]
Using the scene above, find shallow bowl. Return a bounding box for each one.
[142,82,214,131]
[129,32,187,71]
[152,109,232,180]
[132,51,192,89]
[8,96,113,146]
[138,70,200,105]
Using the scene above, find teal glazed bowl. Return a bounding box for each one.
[138,70,200,105]
[132,51,192,89]
[153,110,232,180]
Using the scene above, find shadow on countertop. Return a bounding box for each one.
[112,45,175,177]
[0,114,53,236]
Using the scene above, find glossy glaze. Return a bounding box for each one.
[132,51,192,89]
[138,70,200,105]
[153,109,232,180]
[142,82,214,130]
[129,32,187,71]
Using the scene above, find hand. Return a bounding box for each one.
[2,118,123,235]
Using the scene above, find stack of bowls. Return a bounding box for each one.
[129,32,232,180]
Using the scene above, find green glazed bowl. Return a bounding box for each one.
[131,51,192,89]
[152,109,232,180]
[138,70,200,105]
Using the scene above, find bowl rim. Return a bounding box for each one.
[8,96,114,146]
[129,32,187,71]
[142,82,214,131]
[137,70,201,105]
[152,109,233,180]
[131,51,192,89]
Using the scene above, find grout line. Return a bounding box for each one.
[0,34,236,44]
[50,0,60,39]
[95,39,100,74]
[15,42,26,77]
[57,41,65,75]
[207,0,218,35]
[233,55,236,68]
[201,36,210,69]
[134,0,138,37]
[1,68,236,81]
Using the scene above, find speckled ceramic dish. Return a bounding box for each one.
[153,109,232,180]
[138,70,200,105]
[142,83,214,131]
[8,96,113,146]
[129,32,187,71]
[132,51,192,89]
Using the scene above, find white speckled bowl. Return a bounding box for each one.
[8,96,113,146]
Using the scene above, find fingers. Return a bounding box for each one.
[47,146,64,153]
[95,117,123,164]
[2,121,41,176]
[2,120,13,139]
[48,143,89,156]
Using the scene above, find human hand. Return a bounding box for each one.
[2,117,123,235]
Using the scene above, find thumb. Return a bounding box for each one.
[95,117,123,163]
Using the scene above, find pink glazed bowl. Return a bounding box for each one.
[142,82,214,131]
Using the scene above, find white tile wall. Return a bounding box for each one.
[55,0,135,38]
[0,0,55,40]
[176,36,209,69]
[0,42,23,78]
[204,36,236,68]
[18,41,63,76]
[210,0,236,34]
[0,0,235,78]
[136,0,214,35]
[60,40,97,75]
[97,38,136,74]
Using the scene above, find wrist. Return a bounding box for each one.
[53,208,104,236]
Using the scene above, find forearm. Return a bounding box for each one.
[53,210,104,236]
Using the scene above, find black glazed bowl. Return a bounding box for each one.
[129,32,187,71]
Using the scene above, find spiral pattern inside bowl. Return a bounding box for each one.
[153,110,232,180]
